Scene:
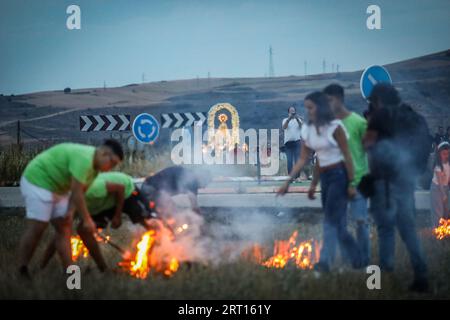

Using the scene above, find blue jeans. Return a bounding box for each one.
[285,140,301,178]
[370,179,427,278]
[349,190,370,266]
[318,165,361,268]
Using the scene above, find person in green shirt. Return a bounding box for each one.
[40,171,157,272]
[18,140,124,277]
[323,84,370,266]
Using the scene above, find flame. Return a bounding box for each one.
[70,235,89,262]
[70,229,112,262]
[129,230,156,279]
[119,228,180,279]
[434,218,450,240]
[259,231,318,270]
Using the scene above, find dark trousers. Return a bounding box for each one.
[318,165,361,268]
[370,179,427,279]
[285,140,301,178]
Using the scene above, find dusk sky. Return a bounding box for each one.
[1,0,449,95]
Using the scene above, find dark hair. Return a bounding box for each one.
[368,83,401,107]
[434,142,450,171]
[304,91,335,128]
[287,105,296,113]
[103,139,124,160]
[323,83,344,100]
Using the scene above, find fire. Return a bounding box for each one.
[70,235,89,262]
[119,229,180,279]
[258,231,318,270]
[129,230,156,279]
[70,229,112,262]
[434,218,450,240]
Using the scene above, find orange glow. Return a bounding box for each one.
[434,218,450,240]
[119,228,180,279]
[244,231,319,270]
[70,235,89,262]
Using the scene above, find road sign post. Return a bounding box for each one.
[132,113,160,144]
[360,65,392,100]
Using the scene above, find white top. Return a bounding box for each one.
[432,162,450,186]
[282,117,303,144]
[301,119,349,167]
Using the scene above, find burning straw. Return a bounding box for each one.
[434,218,450,240]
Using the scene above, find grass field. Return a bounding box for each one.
[0,210,449,300]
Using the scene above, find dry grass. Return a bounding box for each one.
[0,212,449,299]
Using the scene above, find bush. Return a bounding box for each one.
[0,146,42,186]
[63,87,71,94]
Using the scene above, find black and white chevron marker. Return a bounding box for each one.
[160,112,207,129]
[79,115,131,132]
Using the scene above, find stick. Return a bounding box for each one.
[96,232,126,255]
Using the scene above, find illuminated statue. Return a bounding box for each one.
[207,103,240,152]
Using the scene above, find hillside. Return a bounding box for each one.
[1,49,449,147]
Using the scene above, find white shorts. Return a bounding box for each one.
[20,176,70,222]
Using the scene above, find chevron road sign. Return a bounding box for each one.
[160,112,207,129]
[79,115,131,132]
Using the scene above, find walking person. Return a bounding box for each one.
[277,92,361,272]
[362,83,429,292]
[282,106,304,180]
[430,142,450,227]
[324,84,370,266]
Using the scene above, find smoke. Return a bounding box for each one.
[134,196,281,266]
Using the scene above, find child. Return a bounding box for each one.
[430,141,450,227]
[17,140,123,277]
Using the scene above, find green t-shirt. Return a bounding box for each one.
[23,143,97,194]
[85,172,135,215]
[341,112,369,187]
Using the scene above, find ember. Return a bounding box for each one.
[434,218,450,240]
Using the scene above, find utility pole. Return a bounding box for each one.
[304,60,307,76]
[269,46,275,77]
[103,80,106,91]
[142,73,146,84]
[322,59,326,74]
[207,72,211,88]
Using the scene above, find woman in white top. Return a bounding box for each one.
[277,91,361,271]
[430,141,450,227]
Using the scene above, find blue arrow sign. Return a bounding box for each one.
[360,65,392,99]
[132,113,160,144]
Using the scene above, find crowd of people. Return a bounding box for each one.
[279,83,436,292]
[16,82,446,294]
